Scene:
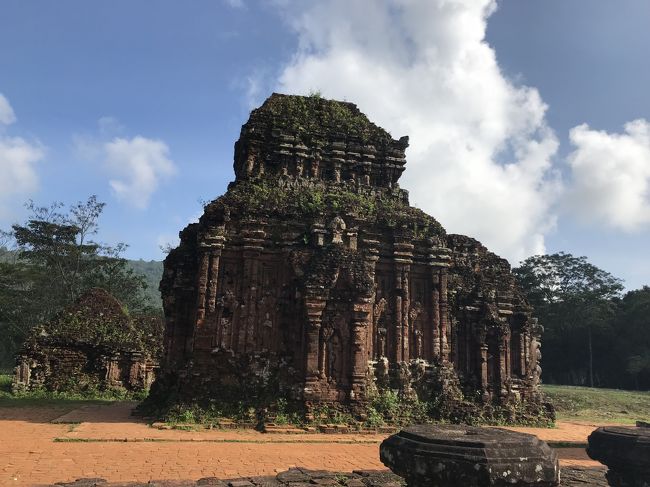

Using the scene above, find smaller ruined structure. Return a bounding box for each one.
[13,288,161,394]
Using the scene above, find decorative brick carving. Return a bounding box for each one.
[153,94,550,421]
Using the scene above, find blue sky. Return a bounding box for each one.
[1,0,649,290]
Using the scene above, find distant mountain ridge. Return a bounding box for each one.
[0,248,163,309]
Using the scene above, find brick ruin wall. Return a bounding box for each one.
[154,94,548,421]
[13,288,159,394]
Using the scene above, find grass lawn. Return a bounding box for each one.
[543,384,650,424]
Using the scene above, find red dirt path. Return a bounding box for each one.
[0,402,604,487]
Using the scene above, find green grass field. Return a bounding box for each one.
[542,384,650,424]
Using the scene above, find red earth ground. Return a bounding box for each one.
[0,402,604,486]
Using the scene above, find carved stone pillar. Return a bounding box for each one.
[364,238,380,359]
[350,299,372,401]
[429,241,451,363]
[521,331,529,377]
[479,343,489,393]
[304,300,325,392]
[431,273,441,360]
[402,269,411,362]
[194,233,225,351]
[394,269,403,363]
[318,328,327,378]
[439,270,450,362]
[394,241,413,363]
[195,250,210,327]
[244,251,260,352]
[498,343,507,396]
[205,236,225,314]
[237,224,265,353]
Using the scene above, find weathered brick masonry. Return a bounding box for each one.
[155,94,549,420]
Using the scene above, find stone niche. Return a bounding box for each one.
[153,93,550,422]
[13,288,159,394]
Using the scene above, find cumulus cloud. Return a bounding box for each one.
[104,136,176,210]
[73,117,177,210]
[0,93,43,219]
[567,119,650,231]
[0,93,16,126]
[272,0,561,263]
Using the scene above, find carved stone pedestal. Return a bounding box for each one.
[380,424,560,487]
[587,422,650,487]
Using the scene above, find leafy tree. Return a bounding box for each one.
[0,231,42,367]
[614,287,650,389]
[0,196,154,367]
[514,252,624,387]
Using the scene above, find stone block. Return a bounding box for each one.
[380,424,559,486]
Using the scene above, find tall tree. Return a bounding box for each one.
[615,286,650,389]
[514,252,624,387]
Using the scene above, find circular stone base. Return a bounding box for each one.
[380,424,560,487]
[588,424,650,487]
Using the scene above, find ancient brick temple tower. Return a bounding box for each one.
[157,93,546,418]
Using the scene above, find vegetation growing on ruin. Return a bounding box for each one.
[142,362,553,430]
[148,389,554,430]
[0,373,146,407]
[256,93,394,145]
[215,179,445,238]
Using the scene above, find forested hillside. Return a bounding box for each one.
[126,259,163,308]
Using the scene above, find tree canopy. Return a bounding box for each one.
[514,252,650,390]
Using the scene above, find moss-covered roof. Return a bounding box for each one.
[34,288,151,352]
[247,93,395,145]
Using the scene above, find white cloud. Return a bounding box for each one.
[73,117,177,210]
[567,119,650,231]
[0,93,16,126]
[224,0,245,9]
[104,136,176,210]
[272,0,561,263]
[0,136,43,208]
[0,93,43,219]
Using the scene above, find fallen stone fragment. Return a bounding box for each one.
[196,478,228,486]
[228,481,254,487]
[587,422,650,487]
[380,424,560,486]
[276,470,312,484]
